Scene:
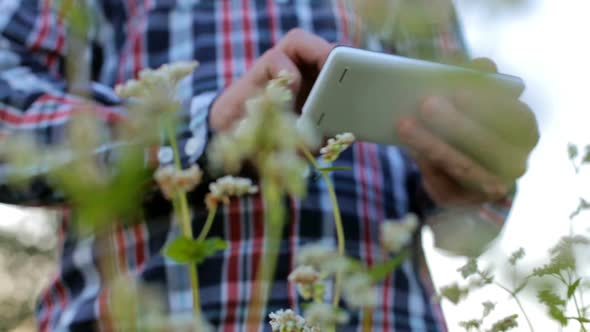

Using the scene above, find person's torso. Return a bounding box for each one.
[37,1,455,331]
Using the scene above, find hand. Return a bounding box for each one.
[397,58,540,207]
[210,29,334,131]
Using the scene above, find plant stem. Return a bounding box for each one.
[246,179,285,331]
[362,308,373,332]
[300,146,346,307]
[567,271,588,332]
[165,119,201,319]
[572,294,588,332]
[197,204,218,241]
[485,273,534,332]
[324,173,345,307]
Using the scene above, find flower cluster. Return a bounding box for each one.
[292,242,376,310]
[208,71,314,197]
[341,272,377,309]
[380,213,419,253]
[115,61,198,101]
[320,133,355,162]
[303,303,350,329]
[268,309,319,332]
[295,243,341,269]
[288,265,324,302]
[205,175,259,208]
[154,165,203,200]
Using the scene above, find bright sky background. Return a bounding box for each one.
[1,0,590,330]
[425,0,590,330]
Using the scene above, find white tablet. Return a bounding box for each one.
[299,47,524,146]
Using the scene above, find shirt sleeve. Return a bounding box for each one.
[0,1,215,205]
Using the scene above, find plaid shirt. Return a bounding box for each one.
[0,0,513,331]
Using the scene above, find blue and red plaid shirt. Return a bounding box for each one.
[0,0,513,331]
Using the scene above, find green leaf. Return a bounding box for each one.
[438,283,469,305]
[568,143,578,160]
[574,317,590,323]
[537,288,566,307]
[317,166,352,173]
[508,247,525,266]
[457,258,478,279]
[567,278,582,299]
[368,251,408,283]
[488,314,519,332]
[549,306,568,326]
[164,236,227,264]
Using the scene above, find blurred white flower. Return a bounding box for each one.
[154,164,203,200]
[303,303,349,328]
[115,78,142,99]
[268,309,317,332]
[208,70,309,198]
[380,213,419,253]
[288,265,321,284]
[261,151,308,197]
[320,133,355,162]
[295,243,339,270]
[205,175,258,208]
[321,255,354,275]
[288,265,324,301]
[115,61,198,101]
[341,272,377,309]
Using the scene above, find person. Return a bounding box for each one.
[0,0,538,331]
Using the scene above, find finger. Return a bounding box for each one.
[276,28,334,70]
[453,90,540,150]
[411,153,492,206]
[419,96,529,181]
[467,57,498,73]
[397,116,510,196]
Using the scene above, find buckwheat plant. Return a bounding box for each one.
[208,71,312,327]
[437,144,590,332]
[273,211,418,332]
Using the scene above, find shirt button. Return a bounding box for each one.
[158,146,174,164]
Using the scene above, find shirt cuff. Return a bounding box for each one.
[427,191,515,257]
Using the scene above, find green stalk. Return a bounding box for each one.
[246,178,285,331]
[479,271,534,332]
[567,271,588,332]
[165,118,201,319]
[197,204,218,241]
[301,146,346,307]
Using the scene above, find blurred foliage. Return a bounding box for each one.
[0,211,57,332]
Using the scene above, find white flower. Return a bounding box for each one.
[269,309,318,332]
[115,78,143,99]
[321,256,354,275]
[320,133,356,162]
[115,61,198,101]
[166,61,199,82]
[288,265,324,301]
[154,164,203,199]
[261,151,308,197]
[341,272,377,309]
[208,69,306,186]
[205,175,258,208]
[295,243,339,270]
[288,265,321,284]
[303,303,349,328]
[380,213,419,253]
